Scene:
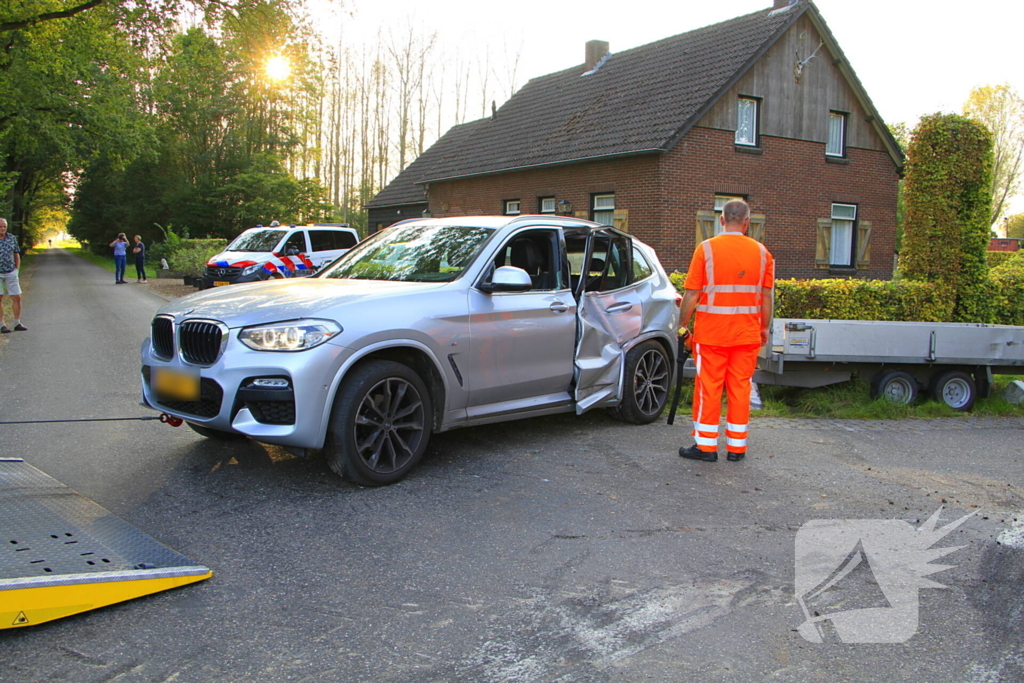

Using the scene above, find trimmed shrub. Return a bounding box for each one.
[165,239,228,278]
[671,272,953,323]
[988,251,1020,270]
[990,255,1024,326]
[898,114,995,322]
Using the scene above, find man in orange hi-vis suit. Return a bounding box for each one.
[678,199,774,463]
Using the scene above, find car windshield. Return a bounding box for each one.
[321,223,495,282]
[226,229,286,252]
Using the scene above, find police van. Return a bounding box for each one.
[202,222,359,288]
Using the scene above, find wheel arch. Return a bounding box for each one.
[316,340,449,448]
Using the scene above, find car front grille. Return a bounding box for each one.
[179,321,224,365]
[206,266,241,278]
[152,317,174,360]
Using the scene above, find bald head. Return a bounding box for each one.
[721,200,750,227]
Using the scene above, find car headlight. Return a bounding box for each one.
[238,320,342,352]
[241,264,262,276]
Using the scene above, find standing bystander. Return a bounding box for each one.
[678,199,774,462]
[0,218,26,333]
[132,235,147,283]
[110,233,129,284]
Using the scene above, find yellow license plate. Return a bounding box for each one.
[213,281,230,287]
[153,367,200,401]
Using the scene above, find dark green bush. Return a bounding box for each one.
[164,239,228,277]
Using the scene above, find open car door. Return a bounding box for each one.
[572,229,644,413]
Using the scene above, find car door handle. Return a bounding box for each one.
[549,302,569,313]
[605,302,633,313]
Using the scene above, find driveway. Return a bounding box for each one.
[1,250,1022,682]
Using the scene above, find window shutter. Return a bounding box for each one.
[856,220,872,268]
[612,209,629,233]
[749,214,767,242]
[696,210,717,243]
[815,218,832,268]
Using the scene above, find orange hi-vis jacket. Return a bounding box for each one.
[684,232,774,346]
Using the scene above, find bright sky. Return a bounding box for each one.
[326,0,1023,128]
[315,0,1024,213]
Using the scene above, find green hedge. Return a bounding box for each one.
[161,239,229,278]
[669,272,1022,324]
[987,251,1021,270]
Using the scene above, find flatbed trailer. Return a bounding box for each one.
[752,318,1024,410]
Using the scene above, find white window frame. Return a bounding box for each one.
[736,97,759,146]
[830,203,857,267]
[592,194,615,225]
[539,197,555,214]
[827,111,847,157]
[504,199,521,215]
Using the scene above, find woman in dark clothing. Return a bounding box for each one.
[132,235,147,283]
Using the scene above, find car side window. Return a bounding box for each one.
[309,230,337,252]
[632,246,654,281]
[491,229,560,291]
[283,231,307,256]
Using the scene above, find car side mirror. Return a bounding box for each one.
[480,266,532,293]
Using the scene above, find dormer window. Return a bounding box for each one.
[736,97,760,146]
[827,112,847,157]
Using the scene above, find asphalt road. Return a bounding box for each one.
[1,249,1022,683]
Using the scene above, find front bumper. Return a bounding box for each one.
[141,332,350,449]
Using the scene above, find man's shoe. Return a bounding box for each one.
[727,452,746,462]
[13,324,27,331]
[679,445,718,462]
[0,326,10,334]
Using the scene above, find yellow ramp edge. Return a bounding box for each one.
[1,458,212,629]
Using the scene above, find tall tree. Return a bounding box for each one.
[964,84,1024,229]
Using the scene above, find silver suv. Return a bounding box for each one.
[141,215,681,485]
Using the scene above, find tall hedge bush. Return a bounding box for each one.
[898,114,995,323]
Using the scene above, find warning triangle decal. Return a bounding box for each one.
[13,612,29,626]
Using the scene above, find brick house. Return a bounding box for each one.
[366,0,904,279]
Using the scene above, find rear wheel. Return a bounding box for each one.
[324,360,432,486]
[870,370,918,405]
[929,370,977,411]
[186,421,246,440]
[609,340,672,424]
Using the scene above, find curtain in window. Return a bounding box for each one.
[830,204,857,266]
[827,113,845,156]
[736,99,756,145]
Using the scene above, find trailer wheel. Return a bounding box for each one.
[930,370,977,411]
[871,370,918,405]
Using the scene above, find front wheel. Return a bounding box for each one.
[608,340,672,424]
[324,360,432,486]
[929,370,977,411]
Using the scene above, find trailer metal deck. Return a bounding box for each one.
[0,458,211,629]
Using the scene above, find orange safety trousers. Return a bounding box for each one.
[691,342,761,454]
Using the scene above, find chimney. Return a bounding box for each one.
[773,0,797,8]
[585,40,609,72]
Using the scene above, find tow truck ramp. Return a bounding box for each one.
[1,458,211,629]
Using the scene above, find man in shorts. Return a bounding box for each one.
[0,218,26,333]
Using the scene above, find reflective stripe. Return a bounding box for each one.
[695,435,719,447]
[727,437,747,448]
[726,422,748,432]
[695,422,720,433]
[702,241,716,309]
[705,284,761,294]
[696,304,761,315]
